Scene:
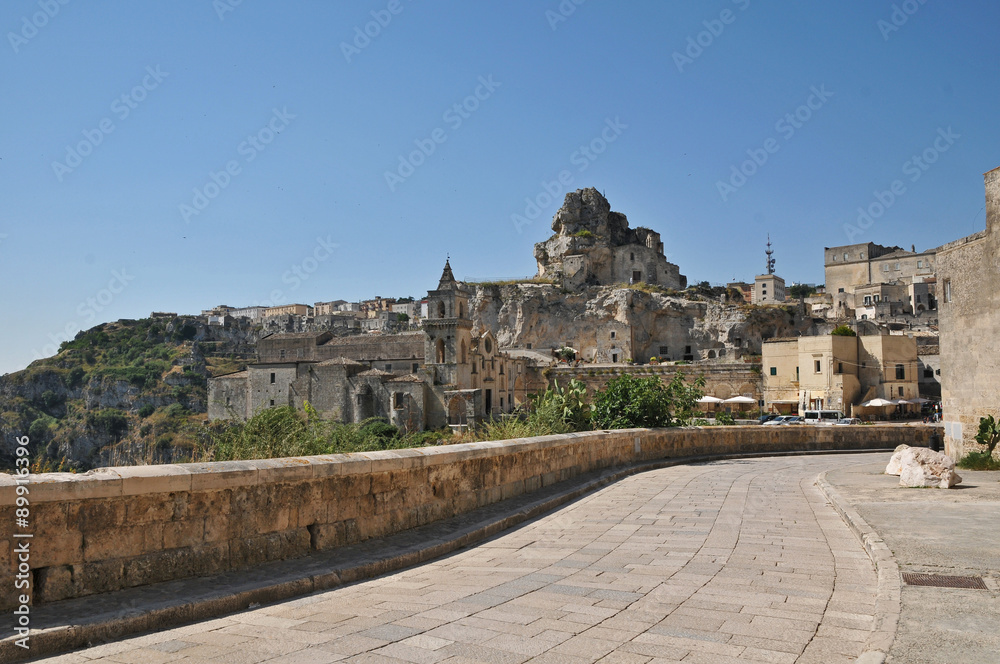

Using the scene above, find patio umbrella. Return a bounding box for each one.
[905,397,931,404]
[861,398,895,407]
[722,396,756,404]
[697,396,724,403]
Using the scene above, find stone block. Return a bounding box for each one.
[163,518,205,549]
[116,464,192,496]
[22,471,122,504]
[184,461,258,491]
[253,457,315,484]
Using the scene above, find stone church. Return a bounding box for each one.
[208,261,534,431]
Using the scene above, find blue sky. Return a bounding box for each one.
[2,0,998,375]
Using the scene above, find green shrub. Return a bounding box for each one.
[957,451,1000,471]
[138,404,155,418]
[974,415,1000,457]
[831,325,856,337]
[591,372,704,429]
[715,412,736,426]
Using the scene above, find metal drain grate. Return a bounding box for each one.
[902,573,988,590]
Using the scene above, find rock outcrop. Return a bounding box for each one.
[533,188,686,291]
[898,446,962,488]
[885,444,910,475]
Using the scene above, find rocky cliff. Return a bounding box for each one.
[0,316,260,471]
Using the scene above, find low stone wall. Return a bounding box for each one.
[0,425,934,609]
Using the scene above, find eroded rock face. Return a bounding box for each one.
[898,446,962,488]
[534,188,686,291]
[885,444,911,475]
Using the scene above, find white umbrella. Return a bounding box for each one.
[722,396,756,404]
[697,396,724,403]
[861,398,895,407]
[905,397,931,404]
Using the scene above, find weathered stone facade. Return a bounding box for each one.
[534,188,686,291]
[938,166,1000,458]
[209,262,531,430]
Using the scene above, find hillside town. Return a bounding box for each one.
[195,168,999,463]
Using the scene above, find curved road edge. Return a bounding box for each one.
[816,471,900,664]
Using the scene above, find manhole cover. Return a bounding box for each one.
[901,573,988,590]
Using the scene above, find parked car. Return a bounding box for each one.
[781,416,805,425]
[762,416,790,426]
[757,414,779,424]
[833,417,861,425]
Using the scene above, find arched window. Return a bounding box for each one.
[435,338,446,364]
[460,339,467,364]
[437,301,446,318]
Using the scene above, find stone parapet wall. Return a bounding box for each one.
[0,426,934,609]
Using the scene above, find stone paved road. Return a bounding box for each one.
[40,454,881,664]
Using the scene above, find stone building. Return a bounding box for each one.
[762,333,919,415]
[752,274,786,304]
[534,188,686,291]
[264,304,311,318]
[823,242,937,319]
[209,261,532,431]
[937,166,1000,458]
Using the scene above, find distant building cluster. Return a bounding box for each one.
[200,294,424,334]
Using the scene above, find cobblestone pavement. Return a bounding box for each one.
[40,454,881,664]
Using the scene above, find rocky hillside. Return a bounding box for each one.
[469,281,825,363]
[0,316,259,472]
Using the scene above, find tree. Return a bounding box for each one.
[831,325,857,337]
[788,284,816,300]
[591,373,704,429]
[975,415,1000,457]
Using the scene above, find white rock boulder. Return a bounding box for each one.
[898,447,962,489]
[885,444,910,475]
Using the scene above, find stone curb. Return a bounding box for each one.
[816,472,900,664]
[4,448,892,663]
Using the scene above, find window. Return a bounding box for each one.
[899,386,904,397]
[393,393,404,410]
[796,366,799,381]
[895,364,905,380]
[894,262,900,270]
[838,288,845,293]
[632,270,642,283]
[412,363,419,373]
[843,253,848,261]
[815,360,822,373]
[270,372,275,384]
[943,279,952,303]
[659,346,669,355]
[924,368,934,378]
[769,367,777,376]
[685,346,692,354]
[279,349,286,359]
[837,362,843,374]
[630,252,634,261]
[864,296,871,305]
[883,264,890,272]
[384,364,392,372]
[610,331,616,340]
[612,353,619,363]
[917,260,923,268]
[860,252,865,259]
[832,255,838,261]
[269,399,275,407]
